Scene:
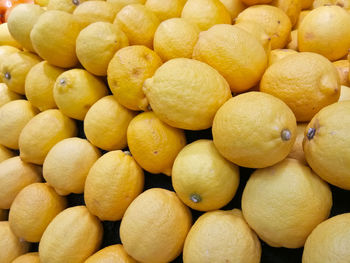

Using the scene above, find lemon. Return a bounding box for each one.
[35,0,49,6]
[0,23,21,48]
[311,0,332,9]
[260,52,340,122]
[294,10,310,29]
[303,213,350,263]
[172,140,240,211]
[220,0,246,21]
[0,156,41,209]
[12,253,40,263]
[73,1,118,25]
[287,122,307,164]
[193,24,267,93]
[47,0,88,13]
[0,221,29,263]
[19,109,78,165]
[85,150,144,221]
[268,48,298,65]
[76,22,129,76]
[107,45,162,111]
[43,137,101,195]
[145,0,186,21]
[333,59,350,87]
[236,5,292,49]
[53,69,108,120]
[9,183,67,242]
[0,83,22,108]
[114,4,160,48]
[7,4,44,52]
[120,188,192,263]
[287,29,298,50]
[0,100,39,150]
[213,92,296,168]
[303,101,350,189]
[181,0,231,31]
[127,111,186,176]
[183,209,261,263]
[302,0,313,8]
[1,51,41,95]
[0,145,15,163]
[30,10,86,68]
[25,61,64,111]
[143,58,231,130]
[339,85,350,101]
[271,0,301,26]
[107,0,146,12]
[298,6,350,61]
[85,244,137,263]
[242,158,332,248]
[39,206,103,263]
[153,18,200,61]
[0,46,20,69]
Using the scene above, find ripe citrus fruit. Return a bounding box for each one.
[339,85,350,101]
[47,0,88,13]
[0,145,14,163]
[145,0,187,21]
[0,83,22,108]
[0,24,22,48]
[287,122,307,164]
[219,0,246,21]
[268,48,298,65]
[107,0,146,12]
[85,244,137,263]
[73,1,118,25]
[333,59,350,87]
[287,29,298,50]
[0,45,20,69]
[271,0,301,26]
[12,252,39,263]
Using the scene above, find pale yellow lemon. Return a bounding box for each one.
[0,221,29,263]
[143,58,231,130]
[0,100,39,149]
[120,188,192,263]
[181,0,231,31]
[7,4,44,52]
[183,209,261,263]
[220,0,246,21]
[107,45,162,111]
[19,109,78,165]
[43,137,101,195]
[85,245,137,263]
[172,140,240,211]
[9,183,67,242]
[294,10,310,29]
[339,85,350,101]
[127,111,186,176]
[107,0,146,12]
[35,0,49,6]
[76,22,129,76]
[303,101,350,189]
[0,83,22,108]
[84,150,144,221]
[236,5,292,49]
[47,0,88,13]
[39,206,103,263]
[1,51,41,94]
[53,69,108,120]
[333,59,350,86]
[271,0,301,26]
[0,156,41,209]
[193,24,267,93]
[12,253,40,263]
[153,18,200,61]
[287,29,298,50]
[260,52,340,122]
[268,48,298,65]
[242,158,332,248]
[311,0,332,8]
[0,23,21,48]
[114,4,160,48]
[212,92,297,168]
[287,122,308,164]
[25,61,64,111]
[73,1,118,25]
[0,145,14,163]
[145,0,187,21]
[0,45,20,70]
[298,6,350,61]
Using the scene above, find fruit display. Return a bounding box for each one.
[1,0,350,262]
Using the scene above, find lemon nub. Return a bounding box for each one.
[307,127,316,140]
[190,193,202,203]
[281,129,292,141]
[4,72,11,80]
[72,0,80,6]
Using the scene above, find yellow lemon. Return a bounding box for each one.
[193,24,267,93]
[303,213,350,263]
[183,209,261,263]
[107,0,145,11]
[333,59,350,86]
[220,0,246,21]
[0,100,38,149]
[172,139,240,211]
[0,156,41,209]
[84,96,136,151]
[145,0,186,21]
[287,29,298,50]
[236,5,292,49]
[73,1,118,25]
[271,0,301,26]
[47,0,88,13]
[294,10,310,29]
[260,52,340,122]
[127,111,186,176]
[268,48,298,65]
[301,0,313,9]
[12,253,40,263]
[7,4,44,52]
[298,6,350,61]
[120,188,192,263]
[242,158,332,248]
[39,206,103,263]
[19,109,78,165]
[311,0,333,9]
[85,244,137,263]
[114,4,160,48]
[339,85,350,101]
[53,69,108,120]
[43,137,101,195]
[84,150,144,221]
[35,0,49,6]
[153,18,200,61]
[0,83,22,108]
[76,22,129,76]
[181,0,231,31]
[143,58,231,130]
[25,61,64,111]
[0,23,21,48]
[0,45,20,69]
[0,221,29,263]
[1,51,41,95]
[9,183,67,242]
[107,45,162,111]
[30,10,86,68]
[287,122,308,164]
[213,92,297,168]
[0,145,15,163]
[303,101,350,189]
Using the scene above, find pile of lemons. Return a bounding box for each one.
[0,0,350,262]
